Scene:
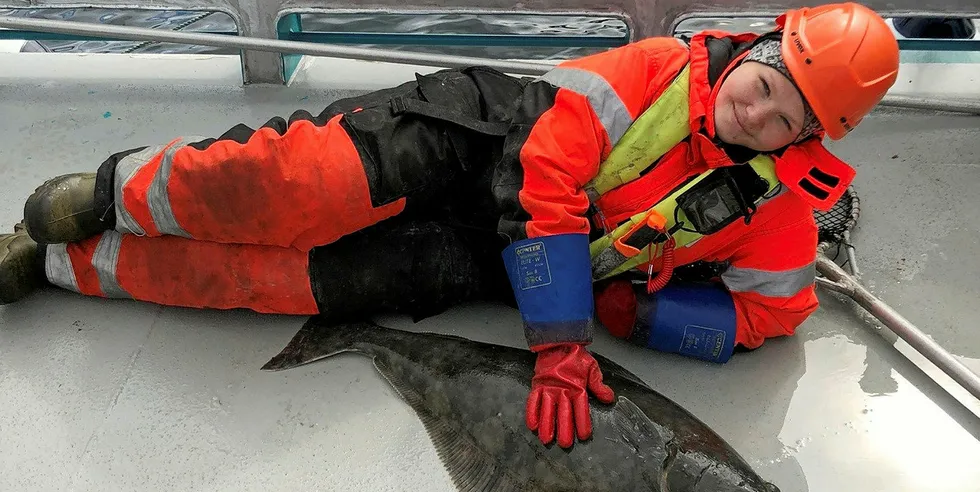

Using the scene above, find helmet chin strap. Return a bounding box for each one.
[703,49,751,140]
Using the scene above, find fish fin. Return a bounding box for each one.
[372,361,527,492]
[261,316,375,371]
[611,398,663,445]
[610,398,673,485]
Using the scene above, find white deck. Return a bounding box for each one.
[0,53,979,492]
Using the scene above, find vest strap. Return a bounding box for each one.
[590,156,780,281]
[582,65,694,201]
[389,97,512,136]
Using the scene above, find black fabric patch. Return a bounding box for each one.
[337,67,526,214]
[94,146,147,230]
[491,79,560,243]
[185,109,329,152]
[308,219,509,323]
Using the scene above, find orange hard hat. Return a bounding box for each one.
[777,3,900,140]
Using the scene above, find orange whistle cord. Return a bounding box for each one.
[645,236,676,294]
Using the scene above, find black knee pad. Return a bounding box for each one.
[308,221,485,322]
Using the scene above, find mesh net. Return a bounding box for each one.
[814,186,860,255]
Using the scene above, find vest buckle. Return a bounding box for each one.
[613,210,669,257]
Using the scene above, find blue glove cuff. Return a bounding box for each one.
[635,283,737,363]
[502,234,594,347]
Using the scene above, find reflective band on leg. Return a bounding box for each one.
[45,243,79,293]
[722,262,816,298]
[114,144,167,236]
[146,137,201,238]
[91,231,130,299]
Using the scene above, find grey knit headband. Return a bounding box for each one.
[743,39,822,142]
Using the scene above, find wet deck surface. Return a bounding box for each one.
[1,53,979,492]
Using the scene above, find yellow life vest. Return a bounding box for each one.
[586,65,782,281]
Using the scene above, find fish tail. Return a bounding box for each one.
[261,316,380,371]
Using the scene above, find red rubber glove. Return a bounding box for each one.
[525,343,616,448]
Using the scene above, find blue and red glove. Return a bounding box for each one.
[502,233,616,447]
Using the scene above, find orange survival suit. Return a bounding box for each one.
[51,32,843,361]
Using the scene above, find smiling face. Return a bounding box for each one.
[713,61,807,152]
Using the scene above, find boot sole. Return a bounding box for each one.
[0,234,42,305]
[24,174,100,244]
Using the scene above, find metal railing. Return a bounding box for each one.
[3,12,980,117]
[0,15,559,75]
[1,1,980,84]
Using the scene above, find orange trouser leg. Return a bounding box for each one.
[43,231,319,314]
[110,114,405,251]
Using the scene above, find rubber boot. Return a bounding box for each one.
[0,231,45,305]
[23,173,109,244]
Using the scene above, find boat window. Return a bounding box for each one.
[277,12,630,62]
[0,8,237,54]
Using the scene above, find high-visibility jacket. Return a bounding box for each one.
[496,30,848,356]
